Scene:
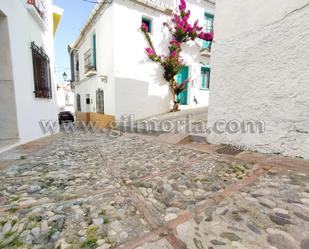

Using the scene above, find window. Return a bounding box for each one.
[84,33,97,73]
[86,97,90,105]
[203,13,214,50]
[74,52,80,82]
[142,17,152,33]
[31,42,52,98]
[201,66,210,90]
[96,89,104,114]
[92,33,97,69]
[76,94,81,111]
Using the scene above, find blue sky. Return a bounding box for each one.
[54,0,95,84]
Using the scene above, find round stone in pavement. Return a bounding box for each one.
[210,239,226,245]
[295,212,309,222]
[269,215,293,226]
[246,223,261,234]
[301,239,309,249]
[267,234,296,249]
[220,232,241,241]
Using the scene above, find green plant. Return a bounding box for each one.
[80,237,97,249]
[7,207,18,213]
[4,231,15,239]
[0,219,7,227]
[0,236,23,248]
[11,218,18,226]
[86,225,99,237]
[103,217,110,224]
[44,228,57,241]
[10,196,20,202]
[98,209,106,216]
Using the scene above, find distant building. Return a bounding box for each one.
[57,83,75,114]
[0,0,62,149]
[69,0,215,127]
[207,0,309,159]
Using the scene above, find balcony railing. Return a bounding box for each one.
[27,0,46,21]
[84,48,96,73]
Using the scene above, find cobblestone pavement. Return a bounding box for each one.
[0,132,308,249]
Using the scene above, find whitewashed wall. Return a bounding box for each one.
[208,0,309,159]
[74,76,106,113]
[0,0,59,144]
[0,12,19,140]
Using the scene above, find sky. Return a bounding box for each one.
[54,0,96,84]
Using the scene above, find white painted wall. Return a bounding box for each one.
[208,0,309,159]
[73,0,214,120]
[0,12,19,139]
[0,0,59,144]
[74,76,106,113]
[57,85,75,110]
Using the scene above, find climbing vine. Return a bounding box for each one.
[141,0,213,111]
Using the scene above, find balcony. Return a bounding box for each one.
[26,0,47,30]
[201,41,212,57]
[84,48,97,77]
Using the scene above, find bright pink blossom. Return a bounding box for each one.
[170,51,177,58]
[198,32,213,41]
[145,47,155,56]
[170,40,180,47]
[179,0,186,11]
[141,23,148,32]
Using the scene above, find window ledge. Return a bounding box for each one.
[85,70,97,77]
[26,4,48,31]
[201,49,211,57]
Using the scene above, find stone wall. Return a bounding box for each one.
[207,0,309,159]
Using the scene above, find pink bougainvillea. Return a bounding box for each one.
[141,0,213,112]
[141,23,148,33]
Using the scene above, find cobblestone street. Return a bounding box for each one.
[0,132,308,249]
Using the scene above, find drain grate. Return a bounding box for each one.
[216,145,243,156]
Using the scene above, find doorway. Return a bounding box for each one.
[176,66,189,105]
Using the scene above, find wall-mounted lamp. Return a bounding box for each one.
[100,75,108,83]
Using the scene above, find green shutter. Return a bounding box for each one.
[203,13,214,49]
[176,66,189,105]
[201,66,210,89]
[92,33,97,69]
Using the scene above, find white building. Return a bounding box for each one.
[69,0,215,127]
[57,83,75,113]
[207,0,309,159]
[0,0,62,149]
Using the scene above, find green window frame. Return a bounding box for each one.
[92,33,97,69]
[201,66,210,90]
[142,17,152,33]
[203,13,214,49]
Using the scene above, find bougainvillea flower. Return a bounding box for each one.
[179,0,186,11]
[170,51,178,58]
[141,23,148,32]
[198,32,213,41]
[170,39,181,47]
[145,47,155,56]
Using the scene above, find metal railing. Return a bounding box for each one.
[84,48,96,72]
[27,0,46,21]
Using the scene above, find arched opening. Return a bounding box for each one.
[0,10,19,148]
